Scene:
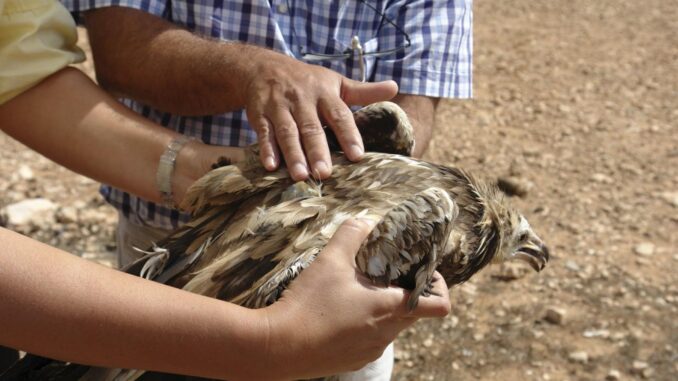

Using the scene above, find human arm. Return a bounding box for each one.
[0,219,450,380]
[0,67,242,206]
[392,94,440,158]
[83,6,398,181]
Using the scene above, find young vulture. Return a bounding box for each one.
[3,102,548,381]
[144,102,549,309]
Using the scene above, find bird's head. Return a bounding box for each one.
[436,174,549,286]
[493,211,549,272]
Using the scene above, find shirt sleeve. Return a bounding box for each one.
[61,0,170,23]
[372,0,473,99]
[0,0,85,105]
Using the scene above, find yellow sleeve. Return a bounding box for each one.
[0,0,85,105]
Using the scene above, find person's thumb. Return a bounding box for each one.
[340,79,399,106]
[323,218,377,267]
[401,272,451,318]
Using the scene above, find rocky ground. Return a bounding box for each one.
[1,0,676,380]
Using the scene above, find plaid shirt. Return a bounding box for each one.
[63,0,473,230]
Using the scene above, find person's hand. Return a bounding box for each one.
[256,218,451,381]
[244,51,399,181]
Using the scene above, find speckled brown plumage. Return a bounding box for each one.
[139,102,549,313]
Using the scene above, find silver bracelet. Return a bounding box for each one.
[156,135,193,209]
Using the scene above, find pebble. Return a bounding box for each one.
[583,328,610,338]
[633,242,655,256]
[568,351,589,363]
[631,360,648,373]
[0,198,57,226]
[657,191,678,207]
[605,369,621,381]
[448,315,459,328]
[544,307,566,325]
[591,173,614,184]
[56,206,79,224]
[18,165,35,181]
[565,260,580,272]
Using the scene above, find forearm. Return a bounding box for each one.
[0,227,269,380]
[0,68,242,205]
[84,6,269,116]
[392,94,439,158]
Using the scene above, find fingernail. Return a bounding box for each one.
[356,217,377,228]
[292,163,309,179]
[348,144,364,160]
[313,161,329,177]
[264,156,277,170]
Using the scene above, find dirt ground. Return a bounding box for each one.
[1,0,676,380]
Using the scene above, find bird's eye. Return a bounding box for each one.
[518,232,528,242]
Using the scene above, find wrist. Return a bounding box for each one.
[253,305,297,381]
[157,135,195,208]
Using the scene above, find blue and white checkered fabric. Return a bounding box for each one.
[63,0,473,230]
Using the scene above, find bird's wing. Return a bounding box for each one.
[132,156,297,287]
[357,187,459,310]
[180,190,337,308]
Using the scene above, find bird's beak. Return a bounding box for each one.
[513,239,549,272]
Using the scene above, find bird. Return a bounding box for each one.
[140,101,549,311]
[2,102,548,381]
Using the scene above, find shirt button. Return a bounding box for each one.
[277,3,289,13]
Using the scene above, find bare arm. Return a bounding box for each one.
[0,67,242,206]
[0,220,450,380]
[392,94,440,158]
[84,6,398,181]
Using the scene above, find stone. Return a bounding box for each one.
[641,368,654,378]
[568,351,589,363]
[17,165,35,181]
[0,198,57,226]
[591,173,614,184]
[544,307,566,325]
[633,242,655,256]
[448,315,459,328]
[631,360,648,374]
[565,260,580,272]
[56,206,79,224]
[605,369,621,381]
[657,191,678,207]
[582,328,610,338]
